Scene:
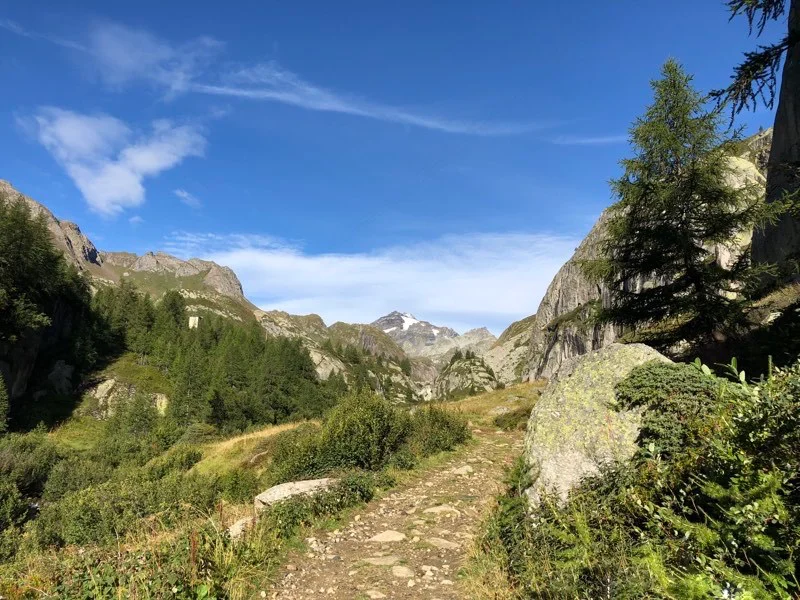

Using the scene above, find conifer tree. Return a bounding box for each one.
[586,60,782,351]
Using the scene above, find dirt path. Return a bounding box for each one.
[269,427,524,599]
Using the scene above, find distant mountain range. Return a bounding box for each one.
[0,178,533,402]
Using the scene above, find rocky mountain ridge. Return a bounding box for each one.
[371,311,497,366]
[2,179,518,402]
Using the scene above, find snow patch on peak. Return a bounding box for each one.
[401,314,420,331]
[384,326,397,333]
[432,328,440,336]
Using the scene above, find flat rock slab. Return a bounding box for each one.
[362,556,401,566]
[227,516,255,540]
[254,478,338,512]
[451,465,474,476]
[391,565,414,578]
[422,504,461,516]
[368,530,407,543]
[427,537,460,550]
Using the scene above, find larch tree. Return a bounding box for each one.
[586,60,781,352]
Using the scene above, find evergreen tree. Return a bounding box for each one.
[586,60,781,351]
[399,357,412,376]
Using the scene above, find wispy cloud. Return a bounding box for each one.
[87,21,222,95]
[0,18,86,51]
[164,230,579,333]
[194,62,552,135]
[551,134,628,146]
[129,215,144,225]
[174,188,202,209]
[4,19,551,136]
[22,107,206,215]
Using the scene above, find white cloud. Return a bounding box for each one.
[0,18,86,50]
[164,231,579,333]
[174,188,202,209]
[551,134,628,146]
[129,215,144,225]
[87,21,221,95]
[26,107,206,215]
[6,19,554,136]
[193,62,552,135]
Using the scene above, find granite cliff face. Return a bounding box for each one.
[523,133,771,381]
[482,314,537,384]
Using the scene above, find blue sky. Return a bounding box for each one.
[0,1,782,332]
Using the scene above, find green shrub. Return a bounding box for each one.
[320,390,410,471]
[178,422,218,445]
[0,428,59,495]
[268,423,324,483]
[218,468,259,503]
[144,446,202,480]
[408,405,470,456]
[486,359,800,598]
[615,360,718,459]
[0,477,27,531]
[493,405,531,431]
[42,456,114,501]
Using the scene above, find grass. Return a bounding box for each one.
[441,382,543,427]
[192,421,312,476]
[49,415,105,453]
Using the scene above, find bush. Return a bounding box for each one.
[493,405,531,431]
[42,456,114,501]
[144,446,202,480]
[408,405,469,456]
[218,468,259,503]
[486,359,800,599]
[320,390,411,471]
[268,423,324,483]
[615,360,718,459]
[0,428,59,495]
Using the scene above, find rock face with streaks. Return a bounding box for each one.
[523,343,670,505]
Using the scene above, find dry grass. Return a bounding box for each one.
[441,381,543,426]
[192,421,316,475]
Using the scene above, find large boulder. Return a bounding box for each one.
[523,343,670,505]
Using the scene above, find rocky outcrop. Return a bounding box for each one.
[80,377,169,418]
[483,315,536,384]
[523,343,670,505]
[0,180,106,275]
[523,141,768,381]
[433,356,498,399]
[101,251,245,299]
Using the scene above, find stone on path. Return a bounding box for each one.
[254,478,338,512]
[423,504,460,516]
[391,565,414,578]
[427,537,459,550]
[368,530,406,543]
[451,465,474,476]
[365,592,386,599]
[362,555,400,566]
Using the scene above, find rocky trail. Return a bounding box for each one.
[269,427,524,599]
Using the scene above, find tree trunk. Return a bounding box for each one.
[753,0,800,266]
